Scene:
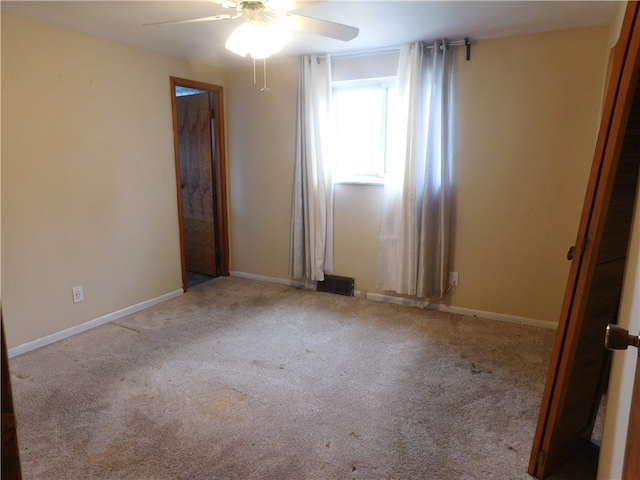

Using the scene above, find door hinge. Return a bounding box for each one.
[537,449,546,465]
[210,109,215,119]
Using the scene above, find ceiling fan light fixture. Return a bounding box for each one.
[225,20,289,59]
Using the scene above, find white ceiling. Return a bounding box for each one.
[1,1,623,68]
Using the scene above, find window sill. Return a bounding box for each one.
[334,177,385,186]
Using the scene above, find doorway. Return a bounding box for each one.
[170,77,229,291]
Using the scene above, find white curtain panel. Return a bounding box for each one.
[289,55,334,281]
[377,41,454,298]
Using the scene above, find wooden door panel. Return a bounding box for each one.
[539,155,637,473]
[549,259,626,443]
[598,189,639,263]
[177,93,217,276]
[1,316,22,480]
[529,3,640,477]
[182,218,216,274]
[598,100,640,264]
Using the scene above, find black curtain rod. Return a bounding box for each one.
[426,38,472,61]
[330,37,473,62]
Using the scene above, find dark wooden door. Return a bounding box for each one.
[177,92,217,277]
[529,2,640,478]
[1,316,22,480]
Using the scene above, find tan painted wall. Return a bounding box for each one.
[225,60,299,278]
[452,26,609,321]
[1,13,225,347]
[226,25,611,323]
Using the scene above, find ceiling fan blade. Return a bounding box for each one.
[285,13,358,41]
[143,14,239,27]
[211,0,315,12]
[211,0,241,9]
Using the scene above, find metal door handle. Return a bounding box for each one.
[605,324,640,352]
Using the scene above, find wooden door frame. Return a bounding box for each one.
[2,314,23,479]
[170,77,230,290]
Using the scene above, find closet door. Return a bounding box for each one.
[177,92,218,277]
[528,2,640,478]
[2,316,22,479]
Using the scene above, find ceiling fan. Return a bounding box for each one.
[145,0,359,59]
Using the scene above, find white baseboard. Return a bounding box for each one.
[230,271,316,290]
[8,289,184,358]
[424,302,557,329]
[231,271,557,330]
[354,291,556,329]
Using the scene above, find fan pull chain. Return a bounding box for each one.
[261,58,269,92]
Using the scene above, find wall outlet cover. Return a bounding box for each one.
[72,286,84,303]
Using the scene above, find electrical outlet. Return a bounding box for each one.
[72,286,84,303]
[448,272,459,287]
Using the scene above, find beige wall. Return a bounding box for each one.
[1,13,225,347]
[452,26,609,321]
[225,60,299,278]
[226,25,611,323]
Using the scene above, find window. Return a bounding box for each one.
[332,77,398,184]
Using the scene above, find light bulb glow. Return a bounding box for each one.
[225,21,288,59]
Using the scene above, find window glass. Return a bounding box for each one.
[332,78,398,184]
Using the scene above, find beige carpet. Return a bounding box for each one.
[8,277,596,479]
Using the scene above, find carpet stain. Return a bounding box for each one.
[110,322,142,334]
[209,388,248,413]
[471,362,492,374]
[90,443,132,469]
